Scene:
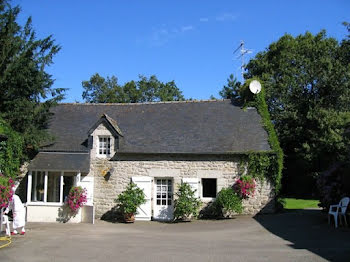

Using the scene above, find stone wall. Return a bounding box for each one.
[90,154,275,218]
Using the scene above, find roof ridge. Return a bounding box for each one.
[58,99,230,106]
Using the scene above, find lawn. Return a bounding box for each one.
[283,198,320,209]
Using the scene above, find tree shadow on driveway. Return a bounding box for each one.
[254,209,350,262]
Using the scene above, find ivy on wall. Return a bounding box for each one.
[0,118,24,178]
[240,79,284,194]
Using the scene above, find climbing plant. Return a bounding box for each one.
[239,79,284,194]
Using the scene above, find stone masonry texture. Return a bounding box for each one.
[90,123,275,219]
[91,155,275,218]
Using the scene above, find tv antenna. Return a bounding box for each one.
[233,40,253,82]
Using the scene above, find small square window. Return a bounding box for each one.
[98,136,111,156]
[202,178,217,198]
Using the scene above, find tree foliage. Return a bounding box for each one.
[174,182,201,221]
[214,187,242,216]
[82,73,185,103]
[115,182,146,215]
[241,29,350,196]
[219,74,242,101]
[0,1,64,162]
[0,118,23,177]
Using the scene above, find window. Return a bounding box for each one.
[202,178,217,198]
[156,179,172,206]
[31,171,45,202]
[63,175,74,202]
[30,171,77,204]
[98,136,111,155]
[47,172,60,202]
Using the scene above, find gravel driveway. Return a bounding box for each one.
[1,210,349,262]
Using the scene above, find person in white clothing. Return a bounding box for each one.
[5,194,26,235]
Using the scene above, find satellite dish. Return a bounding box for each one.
[249,80,262,94]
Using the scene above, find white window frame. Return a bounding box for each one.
[97,136,111,157]
[201,178,217,201]
[27,170,80,206]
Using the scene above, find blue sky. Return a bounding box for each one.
[13,0,350,102]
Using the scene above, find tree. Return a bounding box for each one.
[0,117,23,177]
[82,73,122,103]
[343,21,350,38]
[242,29,350,196]
[82,73,185,103]
[0,1,64,160]
[219,74,242,101]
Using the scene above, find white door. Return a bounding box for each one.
[132,176,152,221]
[154,178,173,221]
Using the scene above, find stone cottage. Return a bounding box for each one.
[26,100,275,222]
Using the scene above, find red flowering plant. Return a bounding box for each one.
[234,175,256,199]
[0,173,15,209]
[66,186,87,214]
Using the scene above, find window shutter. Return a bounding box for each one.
[114,136,119,150]
[182,178,199,198]
[132,176,152,220]
[88,136,93,149]
[79,176,94,206]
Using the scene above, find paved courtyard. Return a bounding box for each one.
[1,210,350,262]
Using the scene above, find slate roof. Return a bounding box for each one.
[40,100,271,154]
[29,152,90,173]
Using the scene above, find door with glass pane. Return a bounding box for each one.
[153,178,173,220]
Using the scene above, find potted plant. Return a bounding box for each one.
[174,182,201,221]
[66,186,87,214]
[115,182,146,223]
[214,187,243,218]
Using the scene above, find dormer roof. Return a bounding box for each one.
[87,113,123,137]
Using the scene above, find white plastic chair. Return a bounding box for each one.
[328,197,349,228]
[1,208,10,236]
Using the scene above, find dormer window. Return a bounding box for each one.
[88,114,123,158]
[98,136,111,156]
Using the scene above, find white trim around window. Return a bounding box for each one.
[201,178,218,202]
[97,136,111,157]
[27,171,81,205]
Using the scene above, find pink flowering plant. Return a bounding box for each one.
[66,186,87,213]
[234,175,256,199]
[0,173,15,209]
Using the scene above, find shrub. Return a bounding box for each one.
[234,175,256,199]
[317,163,350,210]
[66,186,87,213]
[115,182,146,214]
[0,174,15,209]
[174,182,201,221]
[215,187,243,217]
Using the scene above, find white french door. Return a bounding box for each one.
[153,178,173,221]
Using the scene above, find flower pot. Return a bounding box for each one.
[180,217,192,222]
[124,213,135,223]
